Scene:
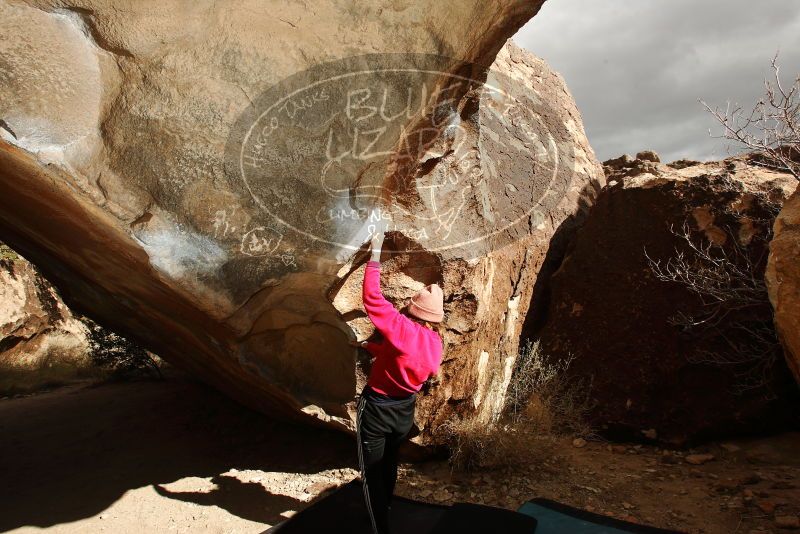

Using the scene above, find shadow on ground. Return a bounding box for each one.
[0,377,356,531]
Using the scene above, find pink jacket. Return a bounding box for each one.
[362,260,443,397]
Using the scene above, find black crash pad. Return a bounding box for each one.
[265,479,537,533]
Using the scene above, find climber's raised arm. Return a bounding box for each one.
[361,215,415,346]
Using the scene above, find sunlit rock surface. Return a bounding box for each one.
[0,0,604,439]
[0,245,92,395]
[767,187,800,385]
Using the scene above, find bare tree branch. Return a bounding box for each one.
[646,213,781,395]
[700,53,800,180]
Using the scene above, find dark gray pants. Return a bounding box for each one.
[356,388,416,534]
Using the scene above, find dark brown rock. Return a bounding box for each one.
[526,156,799,444]
[668,159,702,170]
[775,515,800,530]
[636,150,661,163]
[603,154,635,169]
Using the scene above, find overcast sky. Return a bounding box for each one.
[513,0,800,163]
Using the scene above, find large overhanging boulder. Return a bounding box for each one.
[767,187,800,384]
[0,0,604,441]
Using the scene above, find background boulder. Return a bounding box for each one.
[0,243,92,395]
[525,153,799,444]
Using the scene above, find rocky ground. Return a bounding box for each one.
[1,377,798,534]
[398,436,800,534]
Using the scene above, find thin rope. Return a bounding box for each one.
[356,396,379,534]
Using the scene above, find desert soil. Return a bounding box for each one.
[0,377,798,534]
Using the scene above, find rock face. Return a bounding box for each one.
[525,154,799,444]
[0,244,92,395]
[767,188,800,384]
[330,43,605,440]
[0,1,604,440]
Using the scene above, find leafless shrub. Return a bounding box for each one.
[436,340,593,471]
[701,53,800,179]
[646,221,781,394]
[506,340,593,435]
[436,417,517,472]
[80,316,164,380]
[648,222,766,328]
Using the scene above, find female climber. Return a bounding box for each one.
[350,217,445,534]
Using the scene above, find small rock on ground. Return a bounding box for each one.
[685,454,715,465]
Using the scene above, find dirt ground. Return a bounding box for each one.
[1,377,798,534]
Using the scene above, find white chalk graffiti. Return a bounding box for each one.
[212,208,238,239]
[240,226,283,257]
[232,56,563,258]
[278,88,329,120]
[213,213,298,269]
[278,249,297,268]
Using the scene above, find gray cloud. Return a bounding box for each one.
[513,0,800,163]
